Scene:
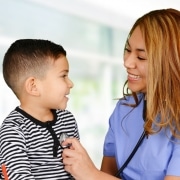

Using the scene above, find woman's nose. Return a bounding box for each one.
[124,55,136,69]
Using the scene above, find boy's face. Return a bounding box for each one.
[38,56,74,110]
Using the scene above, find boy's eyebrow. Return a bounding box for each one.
[59,70,69,73]
[126,40,145,52]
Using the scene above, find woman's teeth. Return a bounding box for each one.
[128,74,140,79]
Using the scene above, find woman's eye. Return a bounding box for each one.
[124,48,131,52]
[137,57,146,60]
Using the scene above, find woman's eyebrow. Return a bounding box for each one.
[126,40,145,52]
[137,48,145,52]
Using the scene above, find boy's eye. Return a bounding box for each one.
[60,74,68,78]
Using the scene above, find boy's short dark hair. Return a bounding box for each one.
[3,39,66,98]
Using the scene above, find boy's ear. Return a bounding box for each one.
[25,77,40,96]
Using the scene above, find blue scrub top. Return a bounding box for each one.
[103,93,180,180]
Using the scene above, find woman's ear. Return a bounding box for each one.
[25,77,40,96]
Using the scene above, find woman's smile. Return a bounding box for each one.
[127,73,141,81]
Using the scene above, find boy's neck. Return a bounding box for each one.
[19,105,54,122]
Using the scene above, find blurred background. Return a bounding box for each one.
[0,0,179,168]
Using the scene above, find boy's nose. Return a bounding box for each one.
[68,78,74,88]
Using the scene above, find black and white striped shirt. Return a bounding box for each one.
[0,107,79,180]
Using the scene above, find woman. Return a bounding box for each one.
[62,8,180,180]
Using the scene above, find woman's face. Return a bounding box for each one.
[124,26,148,93]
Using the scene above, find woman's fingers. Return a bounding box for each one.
[61,137,83,151]
[62,138,97,180]
[62,138,86,168]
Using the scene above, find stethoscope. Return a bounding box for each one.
[115,99,147,178]
[59,132,72,148]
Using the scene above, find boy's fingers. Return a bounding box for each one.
[1,164,9,180]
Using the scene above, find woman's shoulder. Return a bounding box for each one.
[112,93,144,115]
[117,92,143,105]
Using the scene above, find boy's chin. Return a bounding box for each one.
[58,104,67,110]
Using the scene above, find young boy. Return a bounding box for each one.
[0,39,79,179]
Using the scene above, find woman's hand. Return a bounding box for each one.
[62,138,98,180]
[62,138,120,180]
